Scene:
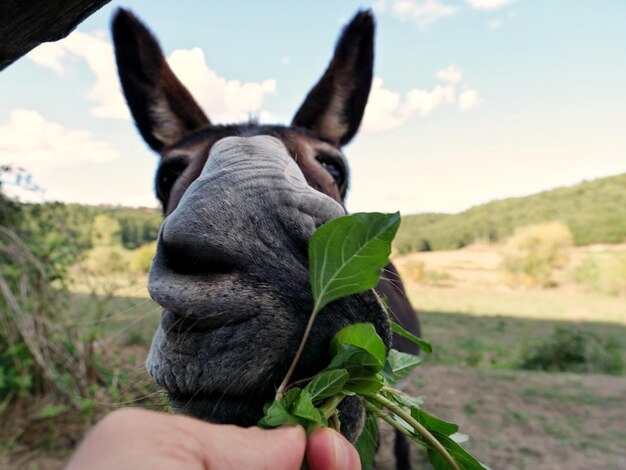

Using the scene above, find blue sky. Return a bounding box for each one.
[1,0,625,214]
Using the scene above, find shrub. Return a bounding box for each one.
[573,252,626,297]
[130,241,157,273]
[396,259,452,285]
[501,222,573,287]
[400,260,426,283]
[82,246,130,274]
[519,327,624,375]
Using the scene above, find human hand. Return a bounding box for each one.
[66,408,360,470]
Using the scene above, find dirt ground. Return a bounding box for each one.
[376,366,626,470]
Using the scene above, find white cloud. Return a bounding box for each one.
[362,66,482,133]
[488,18,503,29]
[361,78,406,133]
[466,0,514,10]
[167,48,276,123]
[458,88,483,111]
[28,31,129,119]
[436,65,463,84]
[372,0,388,13]
[405,83,456,117]
[389,0,458,30]
[27,31,276,123]
[27,44,67,74]
[0,109,119,174]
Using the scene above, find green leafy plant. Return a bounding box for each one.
[260,212,486,470]
[519,327,624,376]
[501,222,573,287]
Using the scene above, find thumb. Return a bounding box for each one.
[306,427,361,470]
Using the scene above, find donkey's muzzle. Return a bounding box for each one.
[147,135,345,323]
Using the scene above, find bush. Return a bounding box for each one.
[0,218,76,399]
[82,246,130,274]
[574,252,626,297]
[519,327,624,375]
[130,241,157,273]
[400,260,426,283]
[396,259,452,285]
[501,222,573,287]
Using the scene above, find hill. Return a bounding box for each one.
[395,173,626,254]
[19,203,162,251]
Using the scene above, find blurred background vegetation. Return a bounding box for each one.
[1,167,625,468]
[394,173,626,253]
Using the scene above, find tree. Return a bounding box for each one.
[91,214,122,247]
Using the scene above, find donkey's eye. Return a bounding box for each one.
[155,157,188,204]
[316,156,345,187]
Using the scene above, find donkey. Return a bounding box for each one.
[112,8,421,466]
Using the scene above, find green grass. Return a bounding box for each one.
[418,310,626,374]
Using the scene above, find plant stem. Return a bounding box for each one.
[363,401,427,453]
[319,394,346,419]
[366,393,460,470]
[275,303,321,400]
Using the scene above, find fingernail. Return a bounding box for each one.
[329,430,359,470]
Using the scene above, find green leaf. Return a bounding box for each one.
[292,389,324,423]
[39,403,70,419]
[382,349,422,385]
[391,321,433,353]
[280,387,303,411]
[382,389,425,410]
[411,407,459,436]
[344,375,385,394]
[327,344,384,376]
[258,399,306,428]
[427,431,487,470]
[305,369,349,402]
[331,323,386,365]
[355,412,378,470]
[309,212,401,312]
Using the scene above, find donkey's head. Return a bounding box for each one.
[112,9,390,440]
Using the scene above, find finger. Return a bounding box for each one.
[306,427,361,470]
[186,420,307,470]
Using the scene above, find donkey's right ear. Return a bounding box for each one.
[111,9,210,152]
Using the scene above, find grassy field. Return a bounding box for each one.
[381,244,626,469]
[394,243,626,371]
[2,244,625,469]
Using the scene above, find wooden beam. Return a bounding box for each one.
[0,0,112,71]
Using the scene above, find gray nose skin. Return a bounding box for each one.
[148,135,345,322]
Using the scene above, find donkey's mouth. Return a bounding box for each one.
[160,309,253,334]
[168,390,270,427]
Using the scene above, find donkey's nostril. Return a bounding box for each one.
[160,237,235,276]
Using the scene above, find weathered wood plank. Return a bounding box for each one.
[0,0,111,71]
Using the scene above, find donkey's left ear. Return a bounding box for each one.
[292,11,374,147]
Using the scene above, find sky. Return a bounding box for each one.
[1,0,625,215]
